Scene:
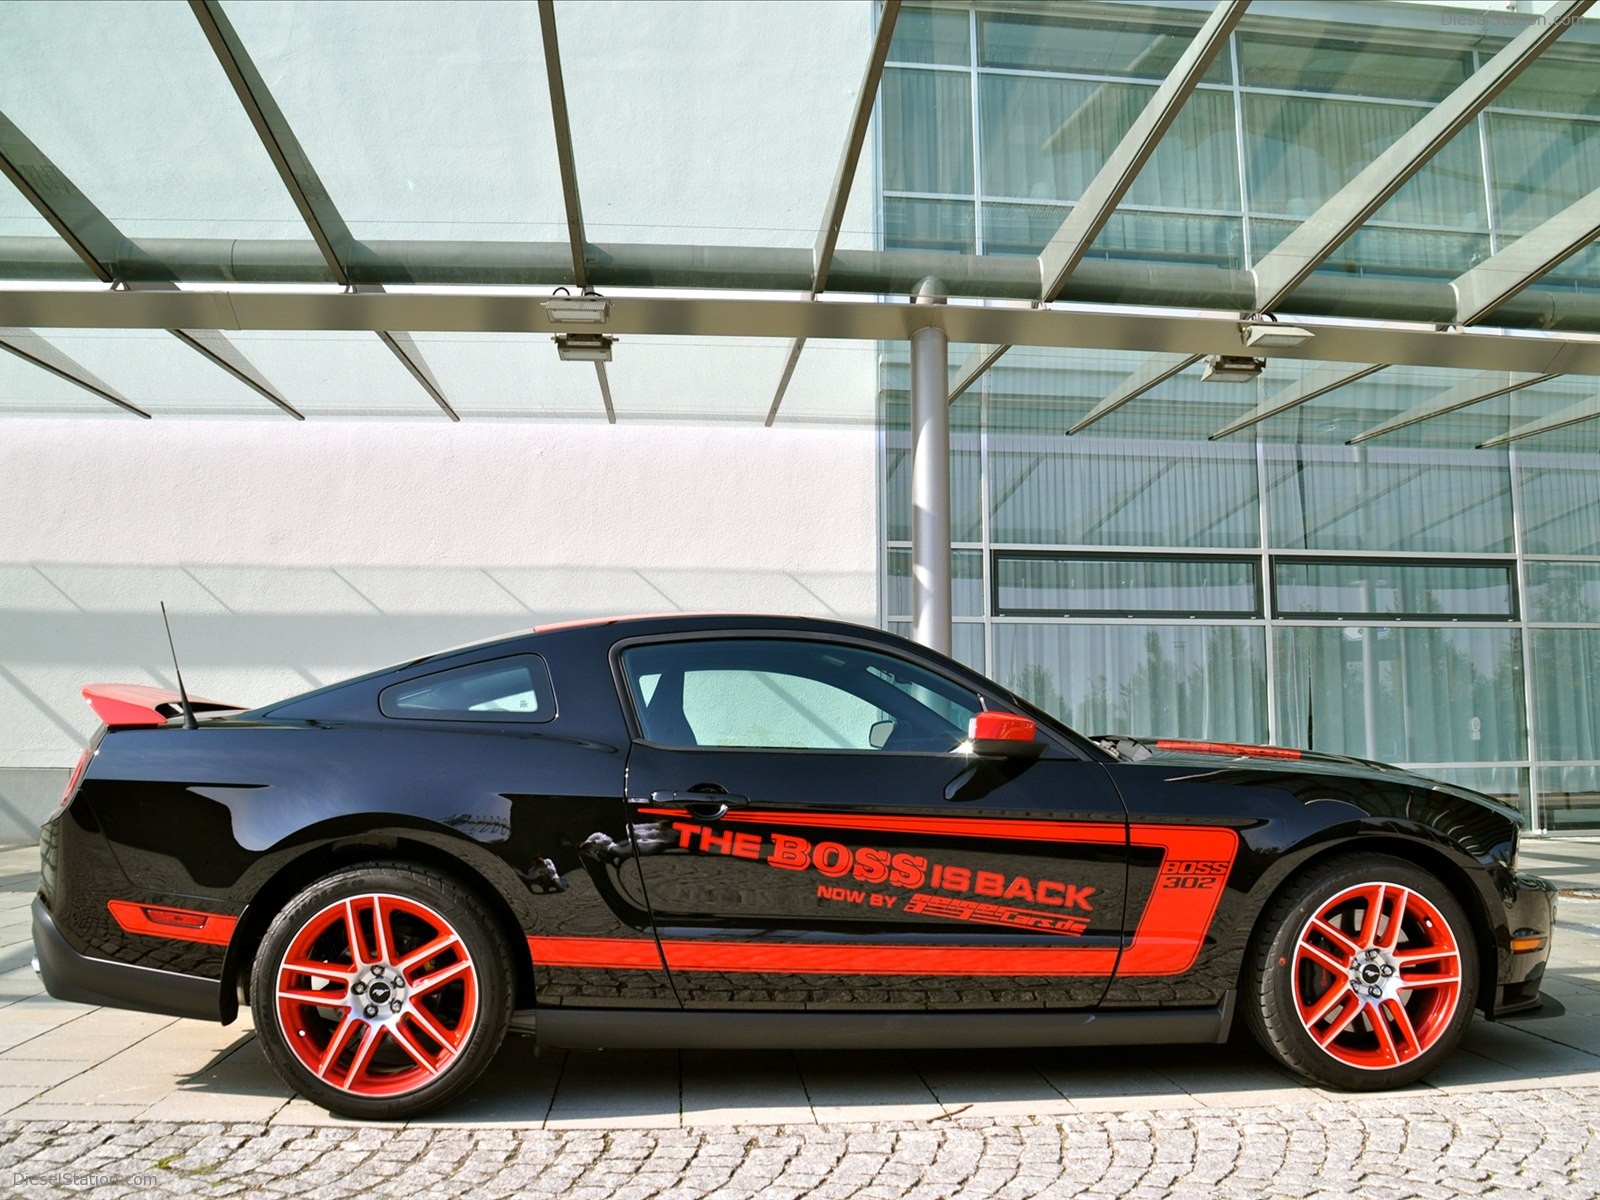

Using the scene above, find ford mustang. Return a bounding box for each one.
[33,614,1556,1117]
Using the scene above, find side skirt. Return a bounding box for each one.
[514,991,1235,1050]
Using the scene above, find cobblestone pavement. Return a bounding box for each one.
[4,840,1599,1197]
[4,1090,1600,1199]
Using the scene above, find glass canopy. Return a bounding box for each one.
[0,0,1597,445]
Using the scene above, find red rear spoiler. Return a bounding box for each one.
[82,683,244,728]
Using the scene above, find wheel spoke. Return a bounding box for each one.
[405,1002,462,1055]
[1398,972,1461,991]
[1355,884,1387,949]
[316,1013,362,1079]
[397,932,463,975]
[389,1018,441,1075]
[1308,917,1361,959]
[1298,939,1351,977]
[1300,979,1352,1026]
[409,957,472,998]
[343,1022,382,1087]
[1378,888,1411,952]
[1394,947,1457,967]
[1382,997,1421,1060]
[278,985,345,1006]
[342,900,370,968]
[1315,996,1363,1047]
[369,896,392,964]
[281,958,356,986]
[1369,1003,1402,1064]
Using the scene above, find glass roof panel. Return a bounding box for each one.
[1379,375,1595,450]
[775,339,879,425]
[560,1,874,248]
[976,8,1230,83]
[0,342,134,416]
[224,1,565,245]
[0,1,313,241]
[404,333,611,420]
[18,329,286,416]
[603,336,803,423]
[1094,358,1244,443]
[219,332,442,418]
[0,172,62,241]
[978,346,1157,433]
[1486,110,1600,238]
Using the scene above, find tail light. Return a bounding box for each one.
[59,745,94,809]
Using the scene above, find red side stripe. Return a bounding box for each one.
[659,940,1119,976]
[635,808,1127,846]
[1155,739,1302,761]
[107,900,238,947]
[527,935,665,970]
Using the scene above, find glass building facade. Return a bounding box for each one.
[877,2,1600,833]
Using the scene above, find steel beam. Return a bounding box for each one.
[1452,188,1600,327]
[169,328,304,419]
[948,343,1013,405]
[949,0,1244,399]
[1252,0,1590,313]
[1348,370,1562,444]
[0,328,149,417]
[0,113,119,283]
[594,362,616,423]
[16,288,1600,379]
[768,0,901,426]
[378,331,458,421]
[1480,394,1600,448]
[1210,364,1389,440]
[1069,354,1203,435]
[537,0,589,290]
[13,234,1600,335]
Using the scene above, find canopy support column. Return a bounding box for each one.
[910,279,951,656]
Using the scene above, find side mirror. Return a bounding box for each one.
[868,719,895,749]
[966,711,1044,759]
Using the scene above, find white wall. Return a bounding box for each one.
[0,418,878,839]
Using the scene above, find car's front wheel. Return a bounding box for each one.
[1244,854,1477,1090]
[250,862,512,1119]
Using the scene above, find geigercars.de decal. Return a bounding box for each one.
[525,811,1241,978]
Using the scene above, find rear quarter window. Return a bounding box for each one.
[379,654,556,723]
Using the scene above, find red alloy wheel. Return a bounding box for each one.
[1291,881,1463,1071]
[274,893,479,1097]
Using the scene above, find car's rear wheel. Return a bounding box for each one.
[250,862,512,1119]
[1244,854,1477,1090]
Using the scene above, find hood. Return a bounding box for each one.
[1100,735,1523,824]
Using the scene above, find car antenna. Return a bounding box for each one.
[160,601,199,731]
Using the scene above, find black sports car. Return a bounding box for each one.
[34,614,1556,1118]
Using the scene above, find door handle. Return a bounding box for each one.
[642,790,750,820]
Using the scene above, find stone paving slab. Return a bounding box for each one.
[2,1094,1598,1200]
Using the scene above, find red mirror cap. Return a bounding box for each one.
[969,712,1036,743]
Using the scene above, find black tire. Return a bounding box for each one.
[1243,854,1477,1090]
[250,861,512,1119]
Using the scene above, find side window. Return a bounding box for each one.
[682,669,881,749]
[380,655,556,723]
[621,638,983,751]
